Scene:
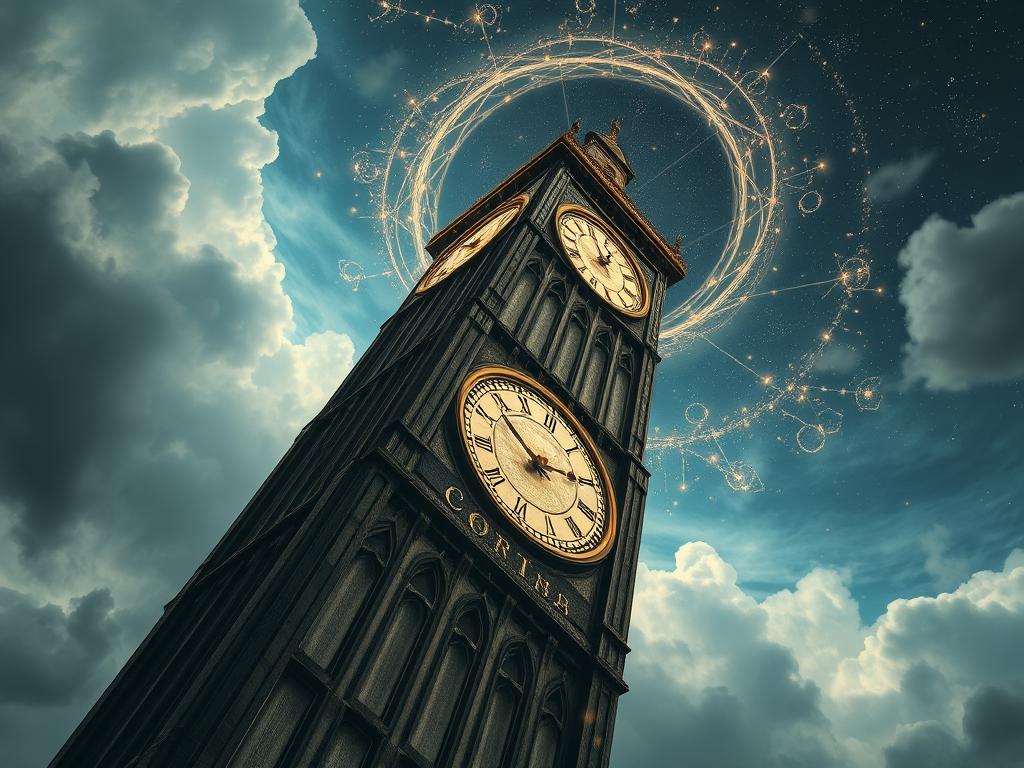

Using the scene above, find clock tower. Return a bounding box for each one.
[51,121,686,768]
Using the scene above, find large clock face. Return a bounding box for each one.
[458,366,616,563]
[415,194,529,294]
[555,204,650,317]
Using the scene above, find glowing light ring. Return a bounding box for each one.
[353,150,382,184]
[781,103,809,130]
[855,376,881,411]
[372,31,873,464]
[684,402,710,425]
[725,461,764,493]
[338,259,366,290]
[840,257,870,291]
[376,35,780,355]
[798,190,822,214]
[796,423,826,453]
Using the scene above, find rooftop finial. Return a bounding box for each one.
[672,236,683,254]
[609,117,622,141]
[570,117,582,135]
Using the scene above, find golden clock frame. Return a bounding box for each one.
[414,193,531,295]
[553,202,652,318]
[455,364,618,565]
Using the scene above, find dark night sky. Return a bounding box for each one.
[1,1,1022,766]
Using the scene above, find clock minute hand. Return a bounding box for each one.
[501,413,551,478]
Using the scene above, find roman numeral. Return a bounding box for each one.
[577,499,595,521]
[623,272,637,284]
[475,405,497,424]
[545,516,556,537]
[513,496,528,518]
[565,443,580,454]
[578,475,595,487]
[474,435,493,452]
[483,467,505,486]
[517,395,531,414]
[589,277,599,289]
[490,392,509,411]
[543,413,557,433]
[566,517,582,538]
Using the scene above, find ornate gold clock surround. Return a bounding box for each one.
[554,203,651,318]
[415,193,530,294]
[456,365,618,564]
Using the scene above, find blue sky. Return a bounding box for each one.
[1,1,1022,766]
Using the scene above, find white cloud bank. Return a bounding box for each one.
[899,192,1024,391]
[0,2,356,765]
[615,542,1024,767]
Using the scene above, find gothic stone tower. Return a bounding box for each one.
[51,121,686,768]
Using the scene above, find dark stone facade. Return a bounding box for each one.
[50,128,685,768]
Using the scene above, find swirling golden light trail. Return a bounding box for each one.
[361,14,879,492]
[375,34,780,355]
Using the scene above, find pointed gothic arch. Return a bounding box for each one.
[300,523,396,670]
[409,597,490,762]
[470,641,534,768]
[357,557,445,718]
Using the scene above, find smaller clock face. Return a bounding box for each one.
[458,367,616,563]
[555,204,650,317]
[416,194,529,294]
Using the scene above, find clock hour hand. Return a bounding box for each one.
[543,463,577,481]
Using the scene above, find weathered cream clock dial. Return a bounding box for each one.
[458,366,616,563]
[415,194,529,294]
[555,203,650,317]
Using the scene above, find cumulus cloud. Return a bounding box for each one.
[866,151,937,202]
[898,192,1024,391]
[0,0,317,137]
[0,1,360,765]
[614,542,1024,768]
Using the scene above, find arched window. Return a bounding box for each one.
[580,330,611,414]
[410,601,487,762]
[358,560,443,717]
[553,305,588,383]
[470,643,532,768]
[604,351,634,439]
[502,259,544,328]
[526,281,566,359]
[528,685,567,768]
[300,526,394,670]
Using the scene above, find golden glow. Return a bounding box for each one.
[358,18,879,495]
[370,35,780,353]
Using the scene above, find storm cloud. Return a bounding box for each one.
[899,192,1024,391]
[0,1,356,765]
